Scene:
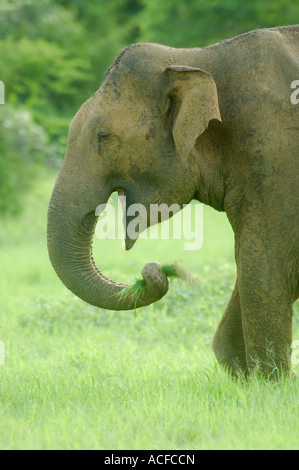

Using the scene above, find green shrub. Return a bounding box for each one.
[0,105,50,214]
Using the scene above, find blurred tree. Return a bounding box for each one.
[0,105,51,214]
[0,0,93,108]
[0,0,94,161]
[0,37,90,109]
[137,0,299,47]
[56,0,144,94]
[0,0,144,141]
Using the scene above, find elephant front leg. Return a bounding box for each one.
[213,280,249,377]
[237,235,294,379]
[239,278,293,378]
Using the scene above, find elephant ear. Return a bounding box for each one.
[163,65,221,162]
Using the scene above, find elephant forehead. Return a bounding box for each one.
[88,90,159,139]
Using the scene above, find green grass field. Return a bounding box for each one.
[0,170,298,450]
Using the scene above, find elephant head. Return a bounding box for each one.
[47,43,221,310]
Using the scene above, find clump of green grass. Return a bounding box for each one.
[116,278,147,304]
[115,263,200,305]
[161,263,200,285]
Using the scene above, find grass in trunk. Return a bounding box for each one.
[115,263,200,306]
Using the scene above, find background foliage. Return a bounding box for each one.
[0,0,298,212]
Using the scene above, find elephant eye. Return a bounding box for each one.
[97,130,120,156]
[98,132,109,152]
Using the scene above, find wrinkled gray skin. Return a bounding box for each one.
[48,26,299,378]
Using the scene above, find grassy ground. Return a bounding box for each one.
[0,170,298,450]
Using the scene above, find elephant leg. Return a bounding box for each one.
[238,273,293,378]
[237,230,294,378]
[213,280,249,377]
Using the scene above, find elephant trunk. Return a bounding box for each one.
[47,175,169,311]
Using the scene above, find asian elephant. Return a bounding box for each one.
[47,25,299,378]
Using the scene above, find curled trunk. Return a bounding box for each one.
[47,179,168,311]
